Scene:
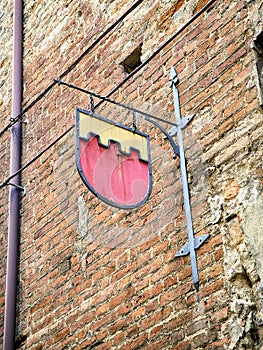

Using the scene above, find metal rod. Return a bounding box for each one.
[4,0,23,349]
[170,68,200,293]
[56,80,177,127]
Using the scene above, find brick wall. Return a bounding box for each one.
[0,0,263,349]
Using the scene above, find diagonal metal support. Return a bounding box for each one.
[144,116,180,159]
[169,66,209,295]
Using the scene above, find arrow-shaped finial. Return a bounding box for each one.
[168,66,178,87]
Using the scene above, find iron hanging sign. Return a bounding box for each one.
[73,66,209,296]
[76,108,152,209]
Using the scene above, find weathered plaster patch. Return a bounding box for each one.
[243,198,263,282]
[207,195,224,224]
[78,194,88,238]
[222,177,262,349]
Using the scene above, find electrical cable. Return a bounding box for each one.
[0,0,217,189]
[95,0,217,108]
[0,126,74,189]
[0,82,57,137]
[59,0,145,80]
[0,0,145,138]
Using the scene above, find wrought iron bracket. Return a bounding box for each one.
[169,66,209,296]
[9,117,27,125]
[175,234,210,257]
[144,116,180,159]
[168,114,195,137]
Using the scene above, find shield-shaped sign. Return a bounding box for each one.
[76,108,152,209]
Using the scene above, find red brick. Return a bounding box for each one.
[109,286,135,309]
[1,0,262,349]
[109,318,127,335]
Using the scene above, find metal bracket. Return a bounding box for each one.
[144,116,180,158]
[168,114,196,136]
[169,66,209,296]
[175,234,210,257]
[7,182,26,196]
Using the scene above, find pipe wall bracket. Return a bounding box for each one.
[7,182,26,196]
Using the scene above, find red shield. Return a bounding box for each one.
[76,108,152,209]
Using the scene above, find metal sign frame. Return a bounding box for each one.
[76,108,152,209]
[73,67,209,295]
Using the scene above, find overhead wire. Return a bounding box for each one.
[0,0,145,138]
[96,0,217,108]
[0,0,217,189]
[56,0,217,124]
[1,127,72,189]
[0,83,57,138]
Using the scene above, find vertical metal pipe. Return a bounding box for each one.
[3,0,23,349]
